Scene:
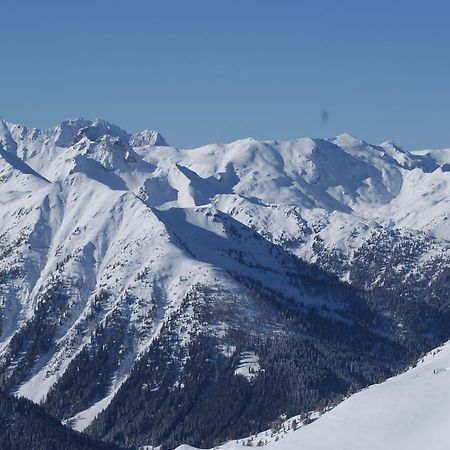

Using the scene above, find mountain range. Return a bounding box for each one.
[0,117,449,449]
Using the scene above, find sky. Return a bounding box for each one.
[1,0,449,149]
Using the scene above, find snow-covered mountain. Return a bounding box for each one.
[0,117,449,449]
[178,340,450,450]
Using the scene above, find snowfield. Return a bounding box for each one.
[177,341,450,450]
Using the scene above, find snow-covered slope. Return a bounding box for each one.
[0,117,449,448]
[177,341,450,450]
[413,148,450,166]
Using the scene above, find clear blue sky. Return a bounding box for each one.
[1,0,449,149]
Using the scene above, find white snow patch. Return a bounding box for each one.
[234,351,261,380]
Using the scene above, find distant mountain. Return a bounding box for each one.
[0,118,449,449]
[177,340,450,450]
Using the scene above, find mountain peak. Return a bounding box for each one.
[380,140,409,153]
[130,129,168,147]
[52,118,168,149]
[331,133,367,147]
[53,118,130,147]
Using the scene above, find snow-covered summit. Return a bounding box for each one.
[130,129,168,147]
[0,117,167,152]
[51,118,130,147]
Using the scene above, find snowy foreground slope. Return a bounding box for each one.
[178,341,450,450]
[0,117,449,448]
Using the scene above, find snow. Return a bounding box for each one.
[234,351,261,380]
[176,341,450,450]
[65,393,115,432]
[412,148,450,166]
[1,117,449,434]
